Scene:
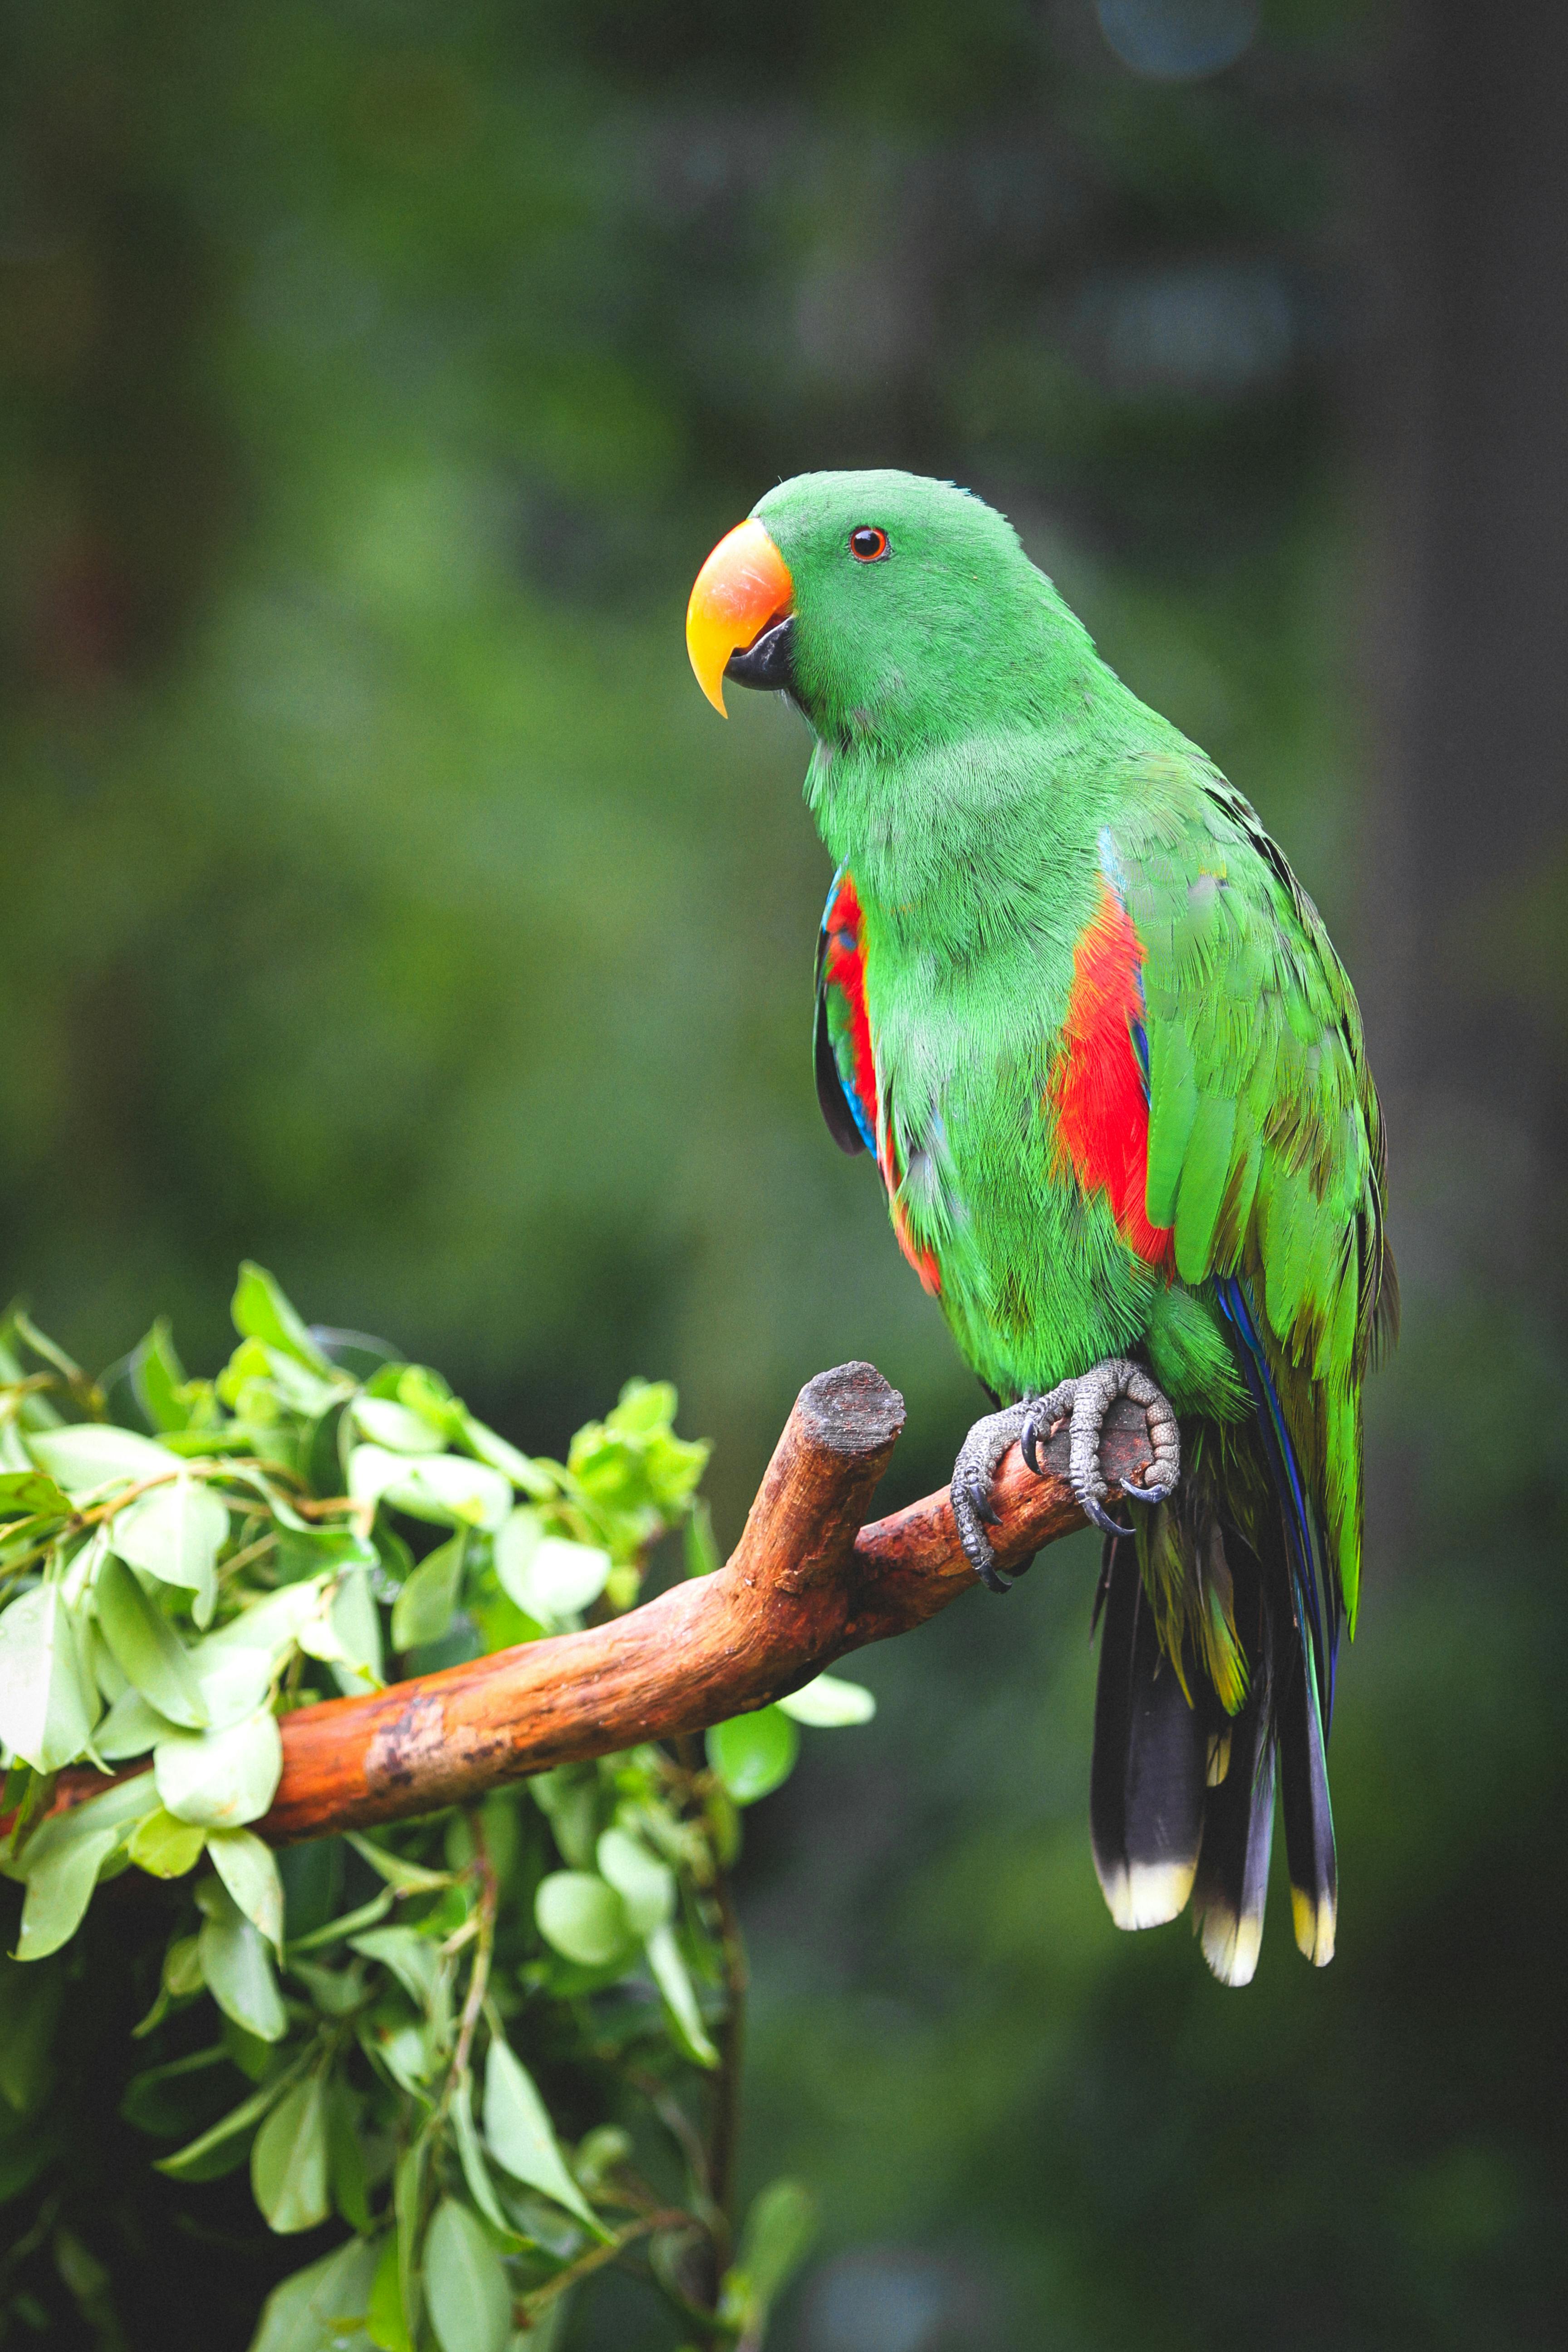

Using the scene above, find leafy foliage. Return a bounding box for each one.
[0,1270,869,2347]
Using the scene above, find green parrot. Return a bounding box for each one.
[686,471,1396,1987]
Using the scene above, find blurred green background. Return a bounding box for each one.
[1,0,1563,2344]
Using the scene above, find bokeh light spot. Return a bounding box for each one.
[1095,0,1259,81]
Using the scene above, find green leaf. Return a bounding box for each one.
[390,1533,466,1651]
[252,2071,332,2234]
[595,1828,674,1936]
[156,2062,302,2182]
[352,1397,446,1456]
[618,1378,683,1436]
[343,1833,456,1895]
[718,2179,818,2337]
[209,1828,285,1954]
[328,2078,373,2234]
[154,1708,283,1827]
[11,1773,158,1960]
[706,1706,799,1804]
[274,1527,378,1584]
[529,1767,599,1870]
[490,1508,541,1605]
[495,1519,610,1625]
[15,1826,118,1961]
[0,1953,64,2110]
[127,1806,207,1878]
[646,1924,719,2069]
[483,2037,605,2234]
[112,1478,229,1627]
[364,2013,436,2099]
[683,1497,721,1578]
[129,1318,192,1435]
[164,1932,205,1997]
[185,1641,274,1731]
[451,2077,512,2236]
[348,1447,512,1531]
[534,1872,632,1968]
[367,2013,439,2107]
[11,1308,84,1384]
[29,1423,179,1496]
[0,1584,98,1769]
[231,1263,335,1376]
[95,1687,173,1760]
[775,1672,876,1727]
[198,1878,287,2040]
[349,1925,444,2014]
[393,1366,461,1435]
[273,1841,338,1942]
[120,2040,230,2136]
[95,1553,208,1730]
[289,1958,363,2019]
[423,2196,511,2352]
[366,2230,412,2352]
[224,2012,276,2081]
[393,2135,430,2342]
[0,1470,73,1521]
[249,2234,379,2352]
[327,1562,384,1696]
[287,1886,393,1955]
[460,1414,556,1499]
[198,1576,332,1681]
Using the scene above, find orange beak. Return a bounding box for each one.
[685,518,794,715]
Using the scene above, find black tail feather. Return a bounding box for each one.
[1090,1535,1206,1931]
[1279,1632,1338,1965]
[1191,1680,1276,1987]
[1088,1475,1338,1983]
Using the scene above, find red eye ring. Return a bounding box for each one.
[849,525,889,562]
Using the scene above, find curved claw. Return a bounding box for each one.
[1125,1479,1174,1508]
[950,1399,1032,1598]
[1019,1406,1069,1478]
[1082,1495,1136,1539]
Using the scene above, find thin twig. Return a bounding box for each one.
[216,1530,278,1583]
[626,2066,713,2212]
[707,1866,748,2255]
[449,1811,498,2091]
[519,2212,692,2318]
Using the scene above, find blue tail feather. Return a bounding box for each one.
[1214,1275,1338,1725]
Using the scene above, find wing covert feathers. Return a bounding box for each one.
[1107,766,1396,1646]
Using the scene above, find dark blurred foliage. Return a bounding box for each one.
[0,0,1562,2346]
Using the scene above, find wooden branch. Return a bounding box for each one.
[258,1364,1156,1845]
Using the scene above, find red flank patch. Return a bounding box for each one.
[1051,877,1174,1271]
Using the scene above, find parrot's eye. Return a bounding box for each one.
[849,526,889,562]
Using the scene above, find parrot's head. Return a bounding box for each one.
[686,469,1088,755]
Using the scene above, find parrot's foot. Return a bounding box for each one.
[1019,1357,1181,1539]
[951,1401,1033,1593]
[951,1362,1181,1591]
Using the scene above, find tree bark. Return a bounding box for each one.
[257,1363,1152,1843]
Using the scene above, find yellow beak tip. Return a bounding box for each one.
[686,632,730,715]
[685,518,793,719]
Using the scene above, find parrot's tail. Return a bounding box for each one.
[1089,1532,1206,1935]
[1090,1493,1337,1988]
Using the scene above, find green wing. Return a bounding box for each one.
[1108,755,1396,1632]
